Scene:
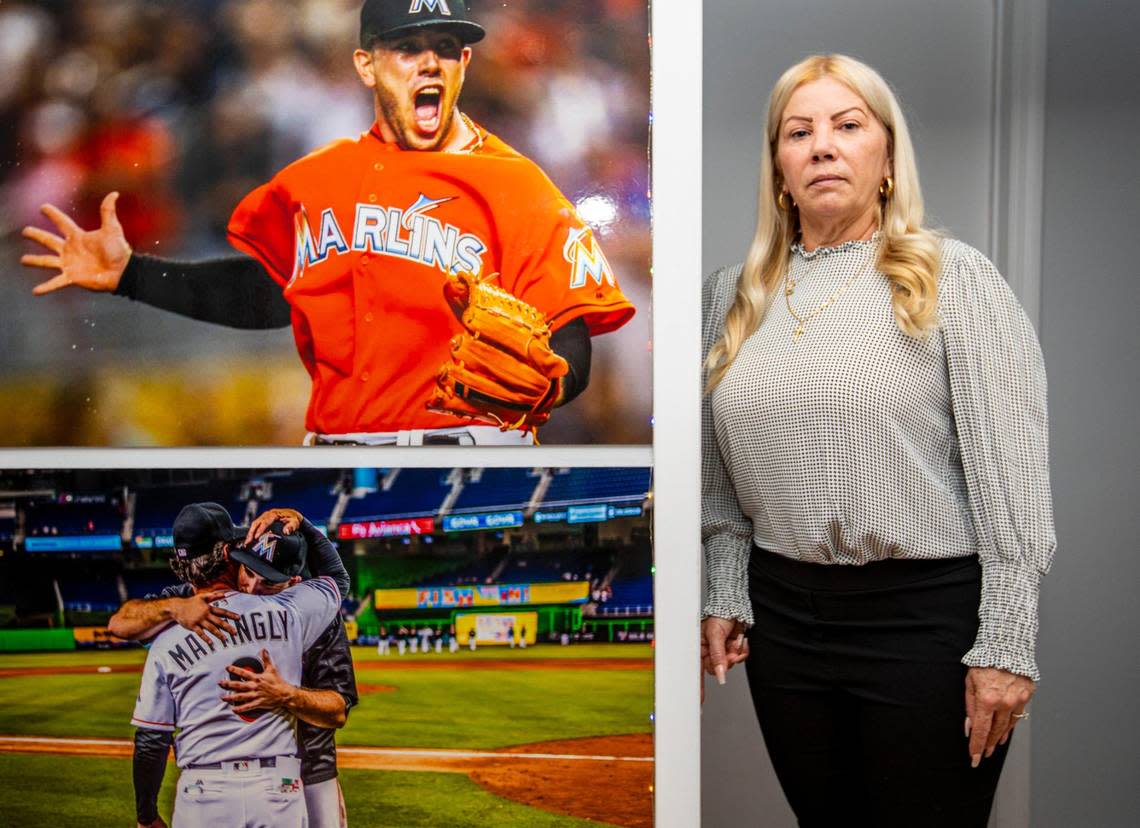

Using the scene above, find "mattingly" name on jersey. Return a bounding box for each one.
[164,609,289,672]
[291,194,487,283]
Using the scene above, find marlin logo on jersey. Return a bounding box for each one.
[409,0,451,14]
[564,226,616,289]
[290,193,487,283]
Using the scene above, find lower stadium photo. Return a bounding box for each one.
[0,466,653,827]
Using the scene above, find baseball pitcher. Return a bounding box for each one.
[20,0,636,445]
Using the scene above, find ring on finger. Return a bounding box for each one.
[1012,711,1029,720]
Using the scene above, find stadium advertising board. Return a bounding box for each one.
[73,626,132,648]
[338,517,435,539]
[375,580,589,610]
[534,503,643,524]
[24,535,122,552]
[441,511,525,532]
[455,611,539,645]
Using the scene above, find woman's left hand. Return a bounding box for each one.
[964,666,1035,767]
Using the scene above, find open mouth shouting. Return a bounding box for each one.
[414,86,443,135]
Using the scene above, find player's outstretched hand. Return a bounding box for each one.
[244,508,303,545]
[220,649,295,713]
[20,192,131,295]
[169,590,239,643]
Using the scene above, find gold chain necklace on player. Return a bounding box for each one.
[455,111,484,154]
[783,255,875,342]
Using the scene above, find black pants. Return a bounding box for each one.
[744,548,1009,828]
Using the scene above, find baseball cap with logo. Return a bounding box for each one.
[360,0,485,48]
[230,520,308,584]
[172,502,245,560]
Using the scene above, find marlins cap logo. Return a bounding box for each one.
[251,534,278,563]
[409,0,452,15]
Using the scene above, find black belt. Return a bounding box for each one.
[186,757,282,770]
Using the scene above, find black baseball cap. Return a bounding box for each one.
[360,0,485,48]
[230,521,308,584]
[173,502,245,560]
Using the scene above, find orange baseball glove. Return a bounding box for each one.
[428,270,569,433]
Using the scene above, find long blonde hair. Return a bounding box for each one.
[705,54,941,391]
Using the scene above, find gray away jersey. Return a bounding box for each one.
[131,576,340,768]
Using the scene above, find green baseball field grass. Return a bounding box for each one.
[0,643,653,827]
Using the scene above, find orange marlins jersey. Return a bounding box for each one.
[227,121,635,435]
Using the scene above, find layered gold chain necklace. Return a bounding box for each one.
[783,253,876,342]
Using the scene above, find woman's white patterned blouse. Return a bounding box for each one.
[701,235,1055,681]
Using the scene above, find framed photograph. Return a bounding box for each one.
[0,464,654,826]
[2,0,651,447]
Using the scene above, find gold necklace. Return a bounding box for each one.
[783,255,875,341]
[454,111,484,154]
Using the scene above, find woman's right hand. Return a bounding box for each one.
[701,616,749,702]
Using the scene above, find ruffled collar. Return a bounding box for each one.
[791,231,882,259]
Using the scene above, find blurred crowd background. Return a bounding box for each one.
[0,0,651,445]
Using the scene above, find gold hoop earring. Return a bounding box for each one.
[879,176,894,199]
[777,191,794,212]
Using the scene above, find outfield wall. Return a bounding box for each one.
[0,629,76,652]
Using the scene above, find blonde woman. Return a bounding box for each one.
[700,55,1054,825]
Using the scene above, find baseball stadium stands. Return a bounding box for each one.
[24,499,122,536]
[543,467,651,505]
[600,576,654,616]
[341,468,453,520]
[252,469,342,523]
[450,468,543,511]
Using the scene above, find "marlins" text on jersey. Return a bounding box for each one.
[291,193,487,283]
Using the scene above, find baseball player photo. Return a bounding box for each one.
[12,0,648,446]
[120,502,350,827]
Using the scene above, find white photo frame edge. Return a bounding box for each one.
[1,0,698,823]
[650,1,703,826]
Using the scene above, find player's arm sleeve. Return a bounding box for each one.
[501,181,635,337]
[115,252,291,329]
[133,727,172,825]
[549,318,590,405]
[131,652,176,731]
[282,577,342,650]
[304,619,359,715]
[226,178,299,287]
[299,519,350,598]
